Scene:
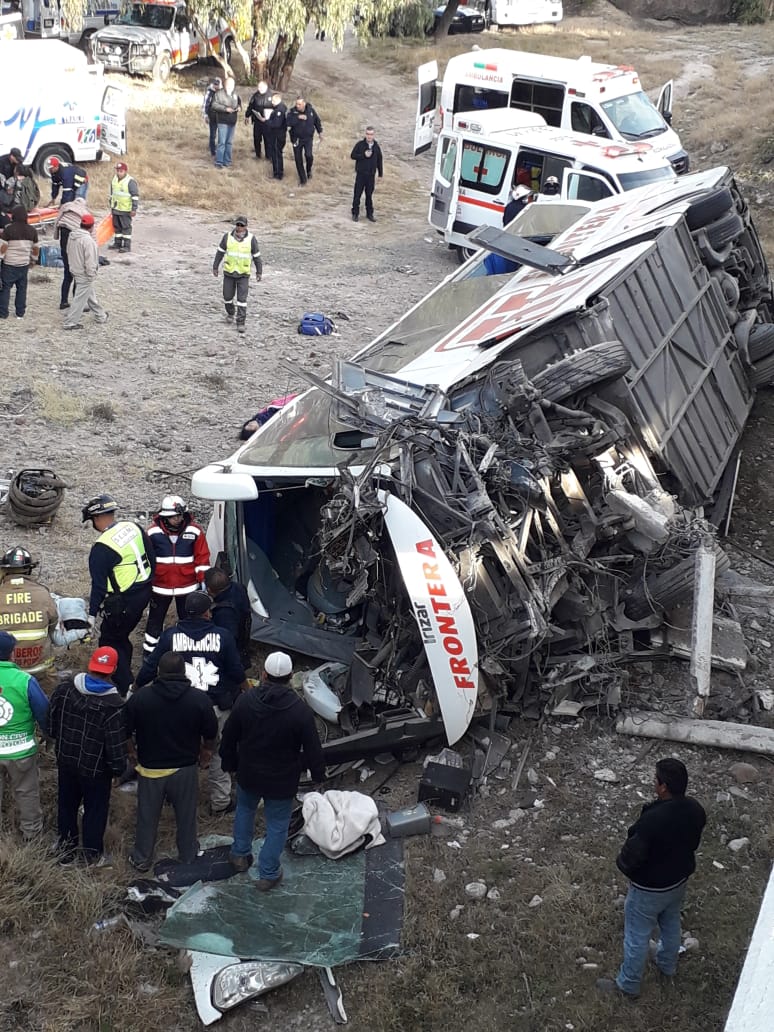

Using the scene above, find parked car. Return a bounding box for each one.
[433,2,486,33]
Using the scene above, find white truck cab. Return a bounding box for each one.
[429,108,676,259]
[438,48,688,175]
[483,0,563,28]
[0,39,126,173]
[91,0,235,82]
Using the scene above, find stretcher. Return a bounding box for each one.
[27,207,114,246]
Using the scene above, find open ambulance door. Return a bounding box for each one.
[428,131,461,235]
[100,83,126,155]
[414,59,438,156]
[657,80,673,123]
[562,168,615,203]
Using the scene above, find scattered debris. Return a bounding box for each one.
[487,887,501,901]
[465,881,488,900]
[729,762,761,784]
[592,768,619,784]
[728,837,751,852]
[528,895,543,908]
[433,868,447,884]
[616,713,774,757]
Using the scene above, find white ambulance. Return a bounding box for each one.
[437,48,688,174]
[429,108,676,259]
[0,39,126,173]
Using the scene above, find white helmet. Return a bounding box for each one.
[512,184,532,201]
[158,494,188,517]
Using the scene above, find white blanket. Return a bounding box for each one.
[302,790,385,860]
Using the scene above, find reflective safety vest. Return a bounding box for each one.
[0,661,38,760]
[110,174,135,212]
[97,521,153,594]
[223,231,254,276]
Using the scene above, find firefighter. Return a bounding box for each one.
[108,161,139,252]
[0,547,58,676]
[213,215,262,335]
[83,494,154,696]
[48,157,89,205]
[143,495,210,655]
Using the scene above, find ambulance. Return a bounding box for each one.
[428,108,676,259]
[0,39,125,173]
[435,48,688,174]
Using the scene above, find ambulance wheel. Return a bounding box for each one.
[153,51,172,83]
[530,340,631,403]
[456,245,478,264]
[34,144,72,177]
[685,187,733,230]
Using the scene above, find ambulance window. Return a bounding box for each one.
[514,149,545,194]
[460,142,509,194]
[575,170,615,202]
[439,137,458,183]
[419,78,437,116]
[510,80,563,127]
[454,85,508,115]
[571,102,609,138]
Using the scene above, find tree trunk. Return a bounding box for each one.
[433,0,461,40]
[267,34,302,92]
[250,0,268,80]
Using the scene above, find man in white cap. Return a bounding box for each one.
[220,651,325,889]
[503,183,532,226]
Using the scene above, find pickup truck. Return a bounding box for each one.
[91,0,234,82]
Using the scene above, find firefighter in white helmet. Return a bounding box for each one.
[143,496,210,655]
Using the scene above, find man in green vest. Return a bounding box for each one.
[108,161,139,253]
[212,215,262,336]
[83,493,155,697]
[0,631,49,840]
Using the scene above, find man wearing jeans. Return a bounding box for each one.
[211,76,242,169]
[598,758,706,997]
[220,652,324,890]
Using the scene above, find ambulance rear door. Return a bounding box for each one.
[414,59,438,156]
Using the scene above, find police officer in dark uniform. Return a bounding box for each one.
[244,81,273,159]
[83,494,155,696]
[350,126,383,223]
[263,92,288,181]
[286,94,323,186]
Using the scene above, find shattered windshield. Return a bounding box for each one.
[240,390,374,469]
[119,3,175,28]
[601,91,666,139]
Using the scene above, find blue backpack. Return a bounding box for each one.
[298,312,335,336]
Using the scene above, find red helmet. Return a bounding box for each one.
[49,157,60,170]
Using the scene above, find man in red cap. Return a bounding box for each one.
[48,157,88,206]
[63,213,108,331]
[48,645,128,866]
[109,161,139,252]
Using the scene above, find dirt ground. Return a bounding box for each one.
[2,6,774,1032]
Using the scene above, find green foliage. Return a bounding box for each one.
[730,0,773,23]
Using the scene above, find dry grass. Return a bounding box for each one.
[35,384,86,426]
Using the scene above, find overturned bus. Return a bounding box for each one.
[193,166,772,755]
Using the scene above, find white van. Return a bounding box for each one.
[430,108,676,258]
[438,48,688,174]
[484,0,563,28]
[19,0,118,48]
[0,39,125,173]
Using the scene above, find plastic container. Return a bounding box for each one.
[90,915,126,933]
[385,803,431,838]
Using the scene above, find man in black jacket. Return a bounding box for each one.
[48,646,127,866]
[264,92,288,181]
[598,758,706,997]
[350,126,383,223]
[286,95,323,186]
[135,590,248,814]
[244,80,272,159]
[220,651,325,890]
[125,651,218,871]
[204,567,251,665]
